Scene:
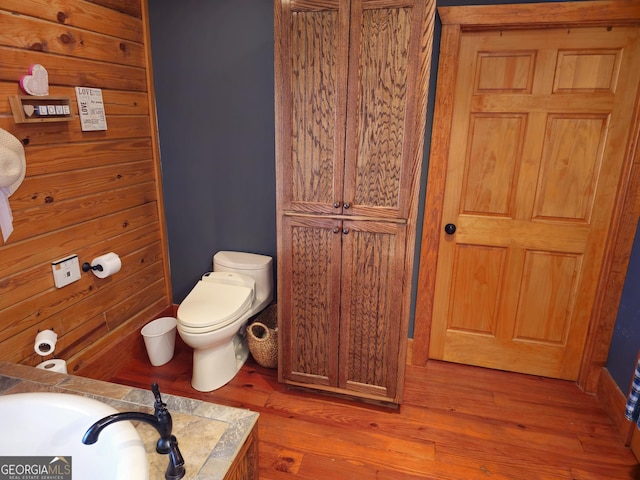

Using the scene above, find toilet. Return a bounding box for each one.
[177,251,273,392]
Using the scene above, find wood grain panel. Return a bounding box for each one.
[280,216,341,386]
[11,161,155,208]
[0,223,162,315]
[0,11,145,67]
[223,427,259,480]
[462,114,525,216]
[86,0,142,19]
[279,2,349,216]
[0,202,158,275]
[0,116,151,146]
[9,185,157,243]
[0,0,143,42]
[349,7,410,211]
[0,1,168,370]
[339,221,406,398]
[0,82,149,117]
[0,258,165,364]
[343,2,425,220]
[291,10,340,208]
[0,46,146,91]
[23,138,154,175]
[554,49,621,93]
[534,115,606,221]
[475,51,535,93]
[448,244,507,335]
[513,251,580,344]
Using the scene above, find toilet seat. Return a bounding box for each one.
[177,275,254,332]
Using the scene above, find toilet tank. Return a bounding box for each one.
[213,251,273,304]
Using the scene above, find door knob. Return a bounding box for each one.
[444,223,457,235]
[333,202,341,208]
[343,202,351,209]
[332,227,340,234]
[342,228,350,235]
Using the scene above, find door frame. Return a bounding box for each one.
[413,1,640,392]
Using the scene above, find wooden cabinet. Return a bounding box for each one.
[224,426,259,480]
[275,0,435,404]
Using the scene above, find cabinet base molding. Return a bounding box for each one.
[283,381,400,410]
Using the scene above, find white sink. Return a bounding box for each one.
[0,392,148,480]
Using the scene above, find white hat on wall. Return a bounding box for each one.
[0,127,26,242]
[0,127,26,196]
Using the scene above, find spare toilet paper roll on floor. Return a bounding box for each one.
[34,329,57,356]
[90,252,121,278]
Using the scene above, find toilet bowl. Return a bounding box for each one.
[177,251,273,392]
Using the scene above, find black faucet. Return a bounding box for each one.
[82,383,185,480]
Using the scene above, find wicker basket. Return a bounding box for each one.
[247,304,278,368]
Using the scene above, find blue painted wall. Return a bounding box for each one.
[607,221,640,392]
[148,1,276,303]
[148,0,640,384]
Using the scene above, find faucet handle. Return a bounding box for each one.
[163,435,186,480]
[151,382,166,409]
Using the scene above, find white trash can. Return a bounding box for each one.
[141,317,177,366]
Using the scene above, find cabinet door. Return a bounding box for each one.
[279,215,342,386]
[339,220,407,399]
[275,0,350,215]
[275,0,432,219]
[343,0,431,220]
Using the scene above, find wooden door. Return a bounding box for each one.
[280,216,407,398]
[339,220,406,398]
[276,0,350,216]
[428,24,640,380]
[279,215,342,387]
[342,0,430,220]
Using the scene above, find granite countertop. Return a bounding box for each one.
[0,361,258,480]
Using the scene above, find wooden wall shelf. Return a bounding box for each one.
[9,95,74,123]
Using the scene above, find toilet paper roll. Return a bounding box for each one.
[91,252,121,279]
[36,359,67,374]
[34,329,57,356]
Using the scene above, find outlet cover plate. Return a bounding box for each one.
[52,254,81,288]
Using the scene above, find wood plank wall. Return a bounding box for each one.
[0,0,171,373]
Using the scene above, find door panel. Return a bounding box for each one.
[429,25,640,380]
[343,0,429,219]
[534,115,607,221]
[339,220,406,398]
[279,1,349,215]
[280,216,342,386]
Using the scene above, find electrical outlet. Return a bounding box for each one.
[51,254,81,288]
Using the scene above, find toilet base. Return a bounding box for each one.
[190,333,249,392]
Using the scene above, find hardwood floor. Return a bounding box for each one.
[86,336,638,479]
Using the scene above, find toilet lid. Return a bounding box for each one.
[178,280,253,329]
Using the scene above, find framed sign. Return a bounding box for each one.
[74,87,107,131]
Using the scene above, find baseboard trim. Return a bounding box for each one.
[597,366,634,445]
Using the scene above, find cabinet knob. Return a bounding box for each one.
[332,227,340,234]
[342,228,350,235]
[444,223,457,235]
[343,202,351,209]
[333,202,341,208]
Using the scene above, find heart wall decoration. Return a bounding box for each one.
[20,64,49,96]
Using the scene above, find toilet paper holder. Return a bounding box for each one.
[82,262,103,273]
[34,328,58,356]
